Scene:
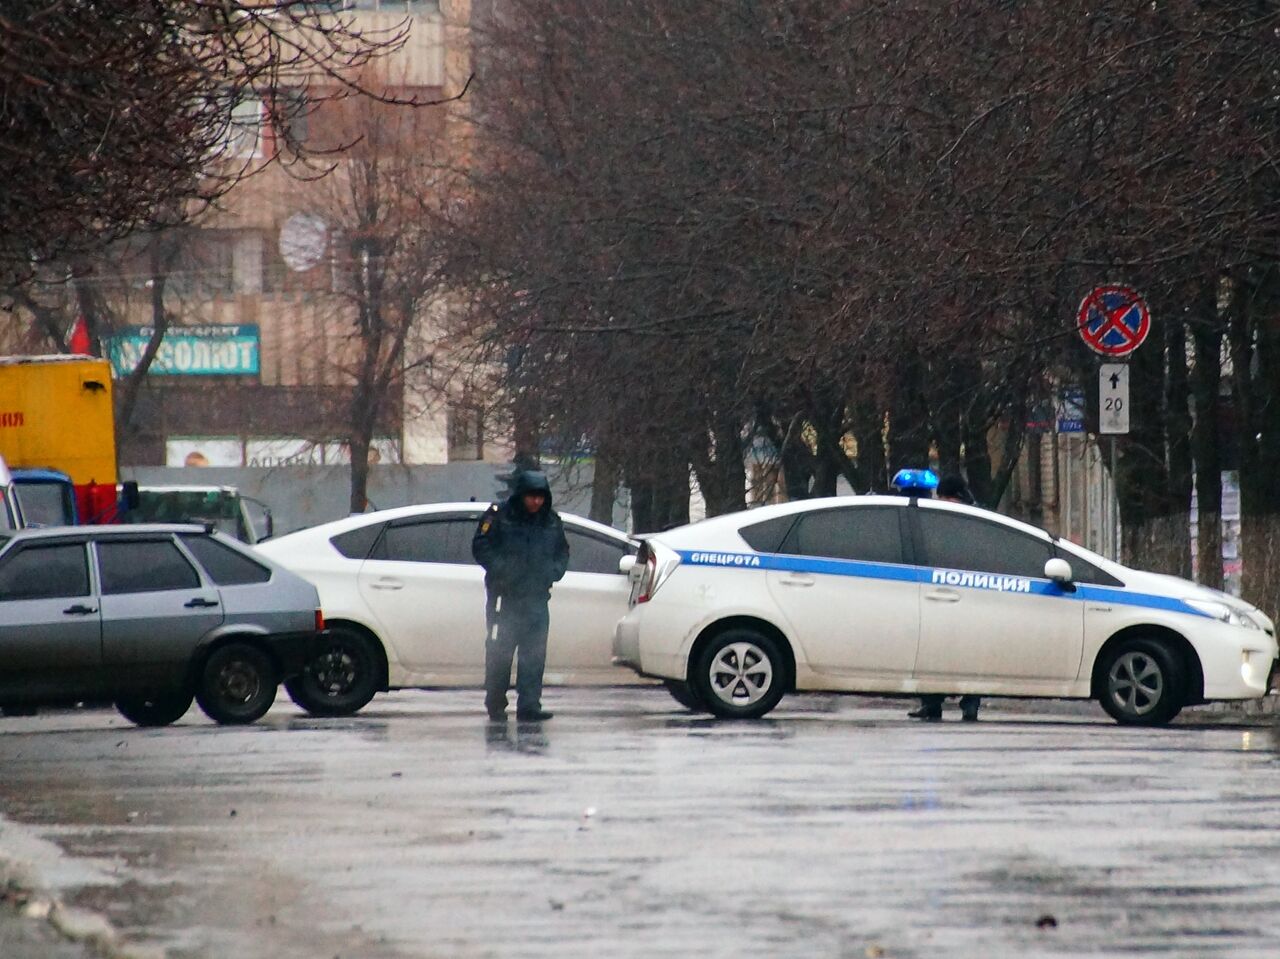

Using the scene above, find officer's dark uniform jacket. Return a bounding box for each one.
[471,471,570,600]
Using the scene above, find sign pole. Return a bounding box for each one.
[1111,435,1119,561]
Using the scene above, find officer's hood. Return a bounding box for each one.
[509,470,553,512]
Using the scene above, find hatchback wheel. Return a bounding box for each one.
[115,691,193,727]
[1098,637,1186,726]
[196,643,278,725]
[284,626,380,717]
[691,628,787,719]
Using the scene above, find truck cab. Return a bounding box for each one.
[121,485,274,544]
[11,468,77,526]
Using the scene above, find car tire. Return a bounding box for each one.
[663,679,707,712]
[1098,637,1186,726]
[115,691,193,727]
[196,643,279,725]
[283,626,380,717]
[691,628,787,719]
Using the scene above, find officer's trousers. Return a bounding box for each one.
[484,593,550,716]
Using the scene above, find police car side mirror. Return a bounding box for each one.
[619,555,637,577]
[1045,558,1074,585]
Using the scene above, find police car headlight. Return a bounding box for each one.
[1186,599,1258,629]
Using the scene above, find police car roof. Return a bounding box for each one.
[650,495,1057,549]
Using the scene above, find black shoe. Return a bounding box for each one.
[487,710,507,722]
[907,707,942,721]
[961,704,979,722]
[516,708,553,722]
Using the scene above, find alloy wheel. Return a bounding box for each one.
[707,641,774,707]
[1107,650,1163,717]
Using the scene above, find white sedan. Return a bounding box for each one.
[614,495,1278,724]
[256,503,639,715]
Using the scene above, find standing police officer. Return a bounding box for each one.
[472,470,569,722]
[907,473,982,722]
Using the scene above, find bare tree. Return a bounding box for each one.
[304,84,460,512]
[0,1,427,287]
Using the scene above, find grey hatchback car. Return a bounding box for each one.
[0,524,323,727]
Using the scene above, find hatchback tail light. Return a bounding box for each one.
[315,609,326,632]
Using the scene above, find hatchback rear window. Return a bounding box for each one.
[97,539,201,594]
[181,535,272,585]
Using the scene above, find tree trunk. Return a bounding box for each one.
[852,399,886,493]
[1189,280,1223,589]
[1163,309,1194,580]
[589,446,619,525]
[778,418,815,500]
[691,416,746,517]
[116,239,178,435]
[629,456,690,533]
[887,353,930,473]
[1229,266,1280,618]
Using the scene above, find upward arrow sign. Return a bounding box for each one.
[1099,364,1130,435]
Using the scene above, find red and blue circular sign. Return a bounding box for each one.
[1078,285,1150,357]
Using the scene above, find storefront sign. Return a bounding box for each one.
[107,325,260,377]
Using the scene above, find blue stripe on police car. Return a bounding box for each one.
[676,549,1211,619]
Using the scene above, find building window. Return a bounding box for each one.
[221,97,263,159]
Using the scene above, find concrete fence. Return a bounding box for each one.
[120,462,623,538]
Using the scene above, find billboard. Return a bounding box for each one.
[107,325,260,377]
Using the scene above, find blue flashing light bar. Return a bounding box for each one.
[890,468,939,494]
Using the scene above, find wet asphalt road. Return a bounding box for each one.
[1,688,1279,959]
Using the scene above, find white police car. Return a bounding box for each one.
[613,495,1278,724]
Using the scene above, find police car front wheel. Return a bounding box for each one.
[691,628,788,719]
[1098,637,1187,727]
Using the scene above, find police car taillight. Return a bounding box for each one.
[636,541,680,603]
[636,549,659,603]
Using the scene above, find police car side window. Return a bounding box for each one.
[779,507,904,564]
[375,520,475,565]
[565,529,628,575]
[739,515,797,553]
[1055,550,1124,587]
[918,512,1052,579]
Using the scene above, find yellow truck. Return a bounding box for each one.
[0,355,120,525]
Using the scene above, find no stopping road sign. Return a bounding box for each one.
[1078,285,1150,358]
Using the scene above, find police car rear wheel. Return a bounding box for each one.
[1098,638,1185,726]
[692,629,787,719]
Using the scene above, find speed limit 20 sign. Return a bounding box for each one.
[1099,364,1129,434]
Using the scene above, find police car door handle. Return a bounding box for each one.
[778,573,815,587]
[370,578,404,591]
[924,590,961,603]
